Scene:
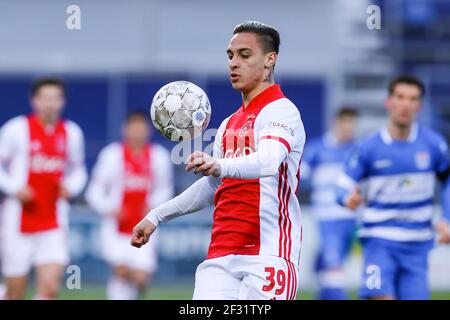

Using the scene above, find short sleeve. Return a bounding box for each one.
[212,116,232,159]
[343,143,369,182]
[255,99,305,153]
[434,135,450,174]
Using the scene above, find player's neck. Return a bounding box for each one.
[36,113,58,128]
[388,121,412,140]
[242,81,274,108]
[127,142,146,153]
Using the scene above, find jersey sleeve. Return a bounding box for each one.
[336,142,369,206]
[85,144,121,215]
[255,99,305,154]
[212,116,231,159]
[148,144,174,208]
[0,117,28,196]
[433,134,450,222]
[63,121,88,197]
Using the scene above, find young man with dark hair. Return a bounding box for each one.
[86,110,173,300]
[302,107,359,300]
[337,75,450,300]
[131,21,306,300]
[0,78,87,299]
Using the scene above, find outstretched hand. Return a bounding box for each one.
[185,151,221,177]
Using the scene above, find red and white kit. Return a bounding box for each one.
[86,142,173,273]
[0,115,87,277]
[147,85,305,299]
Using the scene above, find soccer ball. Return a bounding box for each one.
[150,81,211,141]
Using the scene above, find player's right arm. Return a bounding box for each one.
[131,116,229,248]
[336,143,368,210]
[0,117,30,200]
[85,144,121,216]
[432,134,450,244]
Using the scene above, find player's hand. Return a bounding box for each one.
[130,218,157,248]
[345,187,363,210]
[58,185,71,200]
[435,221,450,244]
[185,151,221,177]
[16,186,34,204]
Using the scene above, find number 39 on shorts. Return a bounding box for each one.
[262,267,286,295]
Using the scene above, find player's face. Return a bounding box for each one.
[385,83,422,127]
[124,119,150,147]
[31,85,65,122]
[226,32,274,93]
[335,115,356,142]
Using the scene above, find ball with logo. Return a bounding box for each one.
[150,81,211,141]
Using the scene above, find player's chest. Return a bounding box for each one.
[368,142,434,175]
[222,112,259,158]
[122,152,151,191]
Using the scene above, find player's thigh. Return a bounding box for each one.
[34,229,70,268]
[1,229,34,278]
[359,239,396,299]
[238,256,299,300]
[35,263,65,291]
[193,257,240,300]
[397,251,429,300]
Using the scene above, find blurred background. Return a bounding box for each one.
[0,0,449,299]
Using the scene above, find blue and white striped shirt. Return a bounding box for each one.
[303,133,357,220]
[337,124,450,243]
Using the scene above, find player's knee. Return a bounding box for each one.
[37,282,60,299]
[115,266,130,280]
[6,286,27,300]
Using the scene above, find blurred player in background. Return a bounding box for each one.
[86,111,173,300]
[337,75,450,300]
[302,108,358,300]
[0,78,87,299]
[132,21,305,300]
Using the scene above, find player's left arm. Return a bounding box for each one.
[434,137,450,244]
[62,121,88,198]
[186,102,304,179]
[148,144,175,208]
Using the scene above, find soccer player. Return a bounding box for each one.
[302,108,358,300]
[131,21,305,300]
[336,75,450,300]
[0,78,87,299]
[86,111,173,300]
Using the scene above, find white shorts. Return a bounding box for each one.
[1,228,69,278]
[193,254,299,300]
[101,221,158,273]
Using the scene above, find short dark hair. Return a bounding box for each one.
[31,78,65,96]
[126,110,150,123]
[388,75,425,97]
[336,107,358,119]
[233,21,280,54]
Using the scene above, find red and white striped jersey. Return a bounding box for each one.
[0,114,87,233]
[86,142,174,234]
[209,84,305,265]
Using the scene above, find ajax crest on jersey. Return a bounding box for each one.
[150,81,211,141]
[414,151,430,170]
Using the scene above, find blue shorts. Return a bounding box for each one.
[359,238,432,300]
[316,219,356,270]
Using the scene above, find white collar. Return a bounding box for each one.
[323,132,338,147]
[380,122,419,145]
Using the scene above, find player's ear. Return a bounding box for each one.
[265,52,277,69]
